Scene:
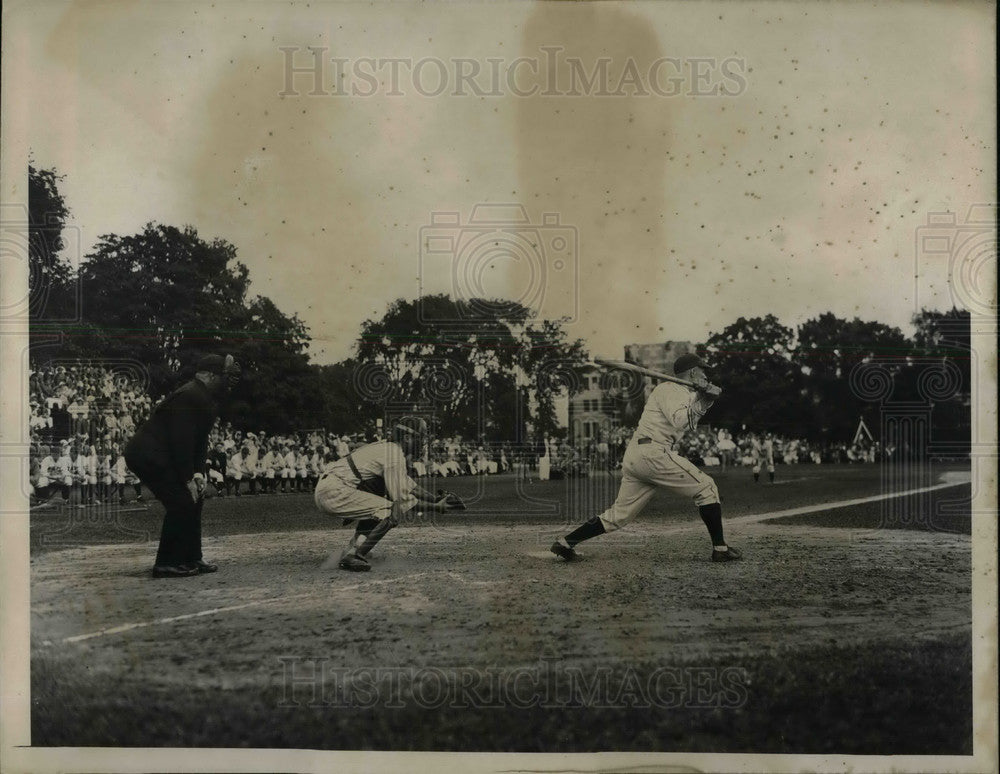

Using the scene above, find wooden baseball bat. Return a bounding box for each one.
[590,357,697,388]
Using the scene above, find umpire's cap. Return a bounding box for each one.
[196,353,241,385]
[196,354,226,373]
[673,353,708,375]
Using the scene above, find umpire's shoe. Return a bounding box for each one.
[152,564,199,578]
[338,553,371,572]
[711,546,743,562]
[550,541,581,562]
[196,560,219,574]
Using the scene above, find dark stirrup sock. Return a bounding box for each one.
[699,503,725,546]
[564,515,606,548]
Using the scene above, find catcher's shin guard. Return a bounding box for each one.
[354,517,396,558]
[353,517,380,541]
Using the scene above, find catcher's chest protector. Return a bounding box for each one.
[357,476,389,497]
[345,453,390,498]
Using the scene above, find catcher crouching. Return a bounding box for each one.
[314,416,465,572]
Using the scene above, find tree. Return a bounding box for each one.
[66,223,251,377]
[911,307,971,390]
[795,313,911,440]
[353,295,588,441]
[896,308,972,451]
[28,164,77,332]
[698,315,806,434]
[32,221,324,430]
[313,359,369,435]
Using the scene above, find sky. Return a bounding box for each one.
[7,0,996,364]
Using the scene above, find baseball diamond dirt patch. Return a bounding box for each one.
[29,464,973,753]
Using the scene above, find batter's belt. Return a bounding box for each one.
[636,437,679,450]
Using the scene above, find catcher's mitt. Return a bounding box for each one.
[437,489,467,510]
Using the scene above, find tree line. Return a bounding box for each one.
[27,163,970,446]
[696,309,970,446]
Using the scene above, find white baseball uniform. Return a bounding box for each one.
[37,454,58,488]
[260,449,278,479]
[314,440,417,521]
[753,437,775,474]
[56,453,74,486]
[598,381,720,532]
[226,451,245,481]
[111,455,128,485]
[282,449,296,479]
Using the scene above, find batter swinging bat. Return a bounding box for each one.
[590,357,698,388]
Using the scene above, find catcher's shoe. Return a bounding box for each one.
[711,546,743,562]
[550,541,581,562]
[338,532,365,562]
[338,553,371,572]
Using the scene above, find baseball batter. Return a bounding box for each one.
[314,417,460,572]
[551,354,742,563]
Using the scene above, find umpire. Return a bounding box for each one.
[125,354,241,578]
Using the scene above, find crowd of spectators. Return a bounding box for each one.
[27,361,887,507]
[29,363,153,449]
[676,428,883,468]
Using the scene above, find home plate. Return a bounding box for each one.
[525,550,578,561]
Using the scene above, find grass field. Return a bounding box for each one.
[30,462,974,753]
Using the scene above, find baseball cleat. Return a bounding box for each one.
[338,554,371,572]
[195,561,218,574]
[550,541,581,562]
[711,546,743,562]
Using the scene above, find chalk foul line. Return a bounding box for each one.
[732,477,971,528]
[43,572,440,646]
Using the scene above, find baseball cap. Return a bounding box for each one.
[673,354,708,375]
[196,354,241,388]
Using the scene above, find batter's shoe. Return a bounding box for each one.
[152,564,199,578]
[550,541,581,562]
[711,546,743,562]
[338,554,371,572]
[195,561,218,574]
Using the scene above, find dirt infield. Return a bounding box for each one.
[30,467,973,752]
[34,519,970,658]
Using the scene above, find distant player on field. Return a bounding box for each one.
[752,432,775,484]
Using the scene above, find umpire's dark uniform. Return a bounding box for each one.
[125,355,237,574]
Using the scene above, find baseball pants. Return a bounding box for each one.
[753,455,775,474]
[314,472,417,522]
[599,440,720,532]
[125,458,205,566]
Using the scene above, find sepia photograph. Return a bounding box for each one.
[1,1,996,772]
